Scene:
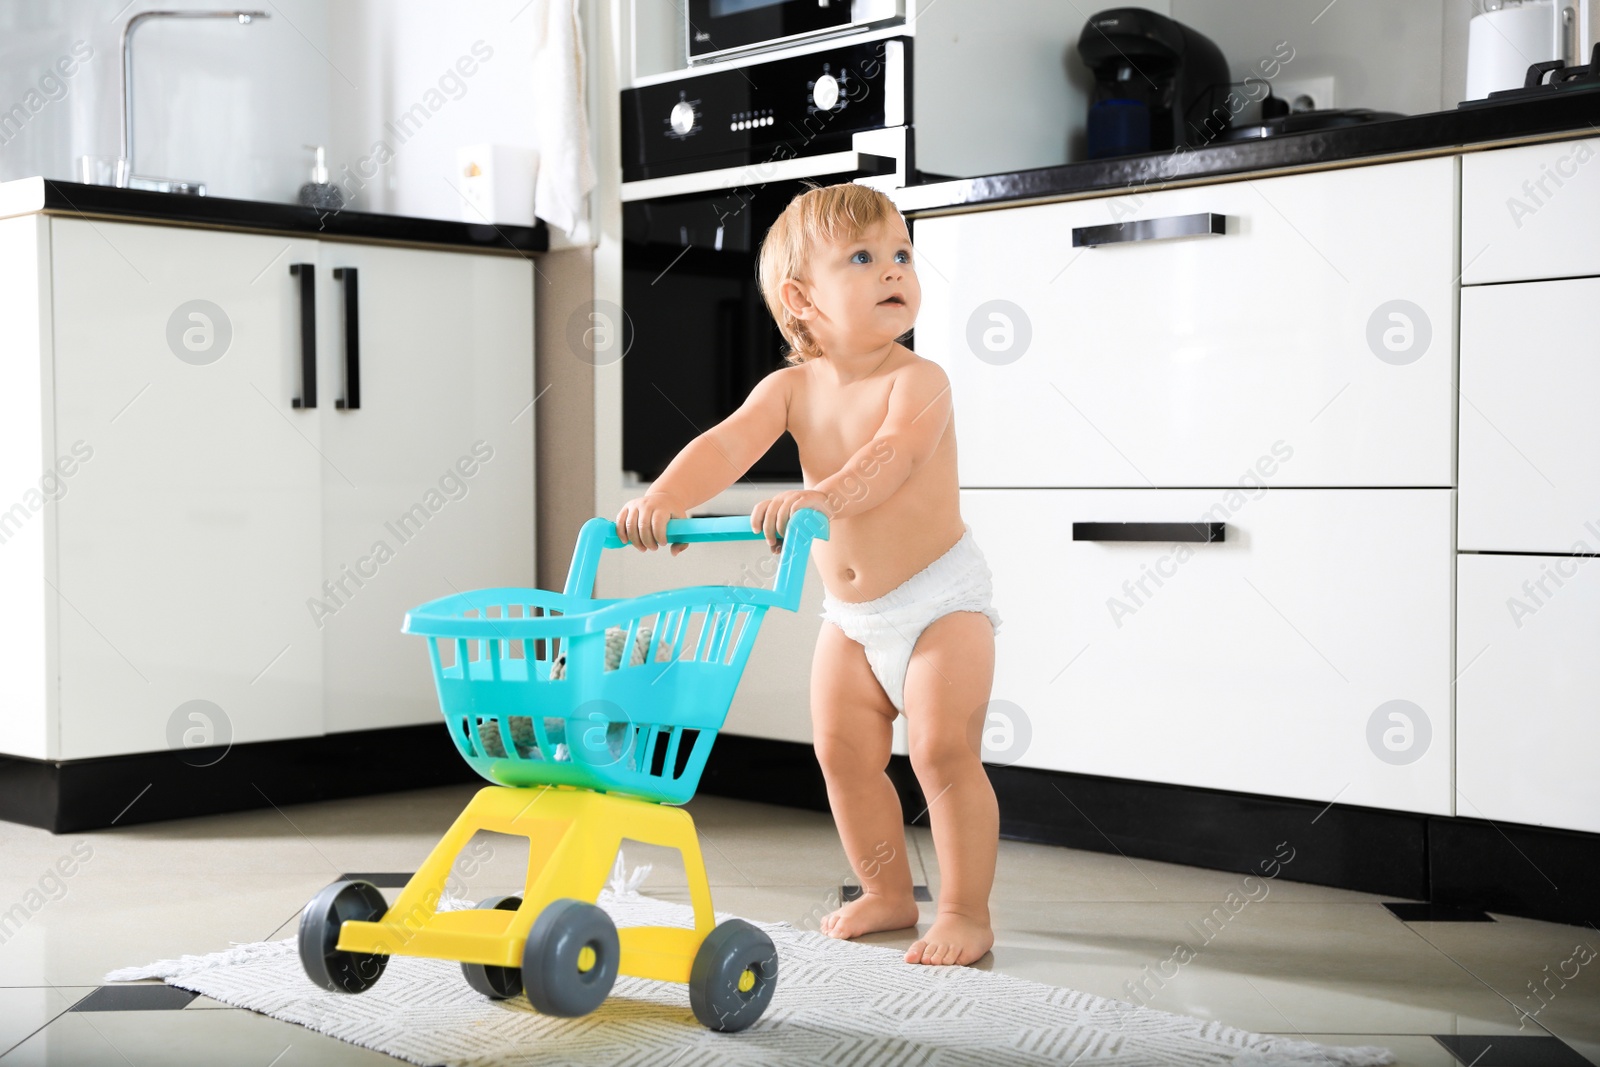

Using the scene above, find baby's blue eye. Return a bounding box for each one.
[851,249,911,264]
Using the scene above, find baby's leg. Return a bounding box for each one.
[812,621,920,940]
[901,610,998,966]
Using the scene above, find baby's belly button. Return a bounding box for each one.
[843,567,856,581]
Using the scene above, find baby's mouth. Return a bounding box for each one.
[878,296,905,307]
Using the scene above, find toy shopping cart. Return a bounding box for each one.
[295,509,827,1032]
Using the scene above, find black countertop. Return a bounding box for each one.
[0,176,549,254]
[893,88,1600,215]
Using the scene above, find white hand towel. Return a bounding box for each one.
[530,0,597,237]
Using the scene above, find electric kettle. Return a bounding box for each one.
[1466,0,1600,99]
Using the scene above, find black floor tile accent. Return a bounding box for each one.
[1434,1034,1595,1066]
[71,985,199,1012]
[338,872,414,888]
[841,884,932,903]
[1385,901,1496,923]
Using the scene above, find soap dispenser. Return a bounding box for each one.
[297,145,344,210]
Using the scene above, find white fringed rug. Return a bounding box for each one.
[106,887,1393,1067]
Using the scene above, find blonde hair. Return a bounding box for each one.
[757,181,906,365]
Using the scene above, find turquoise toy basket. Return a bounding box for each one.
[403,509,828,806]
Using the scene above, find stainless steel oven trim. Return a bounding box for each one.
[687,0,905,66]
[883,37,905,128]
[620,148,890,201]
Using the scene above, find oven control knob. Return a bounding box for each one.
[812,73,840,111]
[670,100,696,135]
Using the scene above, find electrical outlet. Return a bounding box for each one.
[1272,76,1336,112]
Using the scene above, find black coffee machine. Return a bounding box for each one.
[1078,8,1231,159]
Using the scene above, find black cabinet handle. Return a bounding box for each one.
[289,263,316,409]
[1073,522,1226,543]
[1072,212,1227,248]
[333,267,360,411]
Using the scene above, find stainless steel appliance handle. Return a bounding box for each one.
[620,150,896,202]
[1071,212,1228,248]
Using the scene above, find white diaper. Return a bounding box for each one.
[819,526,1002,715]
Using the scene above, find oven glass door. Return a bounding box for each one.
[687,0,855,62]
[622,179,821,483]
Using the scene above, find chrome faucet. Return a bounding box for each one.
[117,10,270,194]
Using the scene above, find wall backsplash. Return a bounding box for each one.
[0,0,331,202]
[0,0,547,223]
[632,0,1486,169]
[0,0,1498,208]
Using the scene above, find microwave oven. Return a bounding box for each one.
[687,0,904,64]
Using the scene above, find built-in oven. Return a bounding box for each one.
[687,0,904,65]
[620,38,909,484]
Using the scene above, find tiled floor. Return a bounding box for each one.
[0,785,1594,1066]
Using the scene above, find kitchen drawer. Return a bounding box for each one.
[965,488,1453,814]
[1459,278,1600,552]
[914,158,1456,488]
[1457,553,1600,834]
[1461,137,1600,285]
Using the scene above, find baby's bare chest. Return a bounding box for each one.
[788,381,891,473]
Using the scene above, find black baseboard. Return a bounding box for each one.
[6,726,1595,931]
[700,733,1599,930]
[1430,816,1600,929]
[0,724,481,834]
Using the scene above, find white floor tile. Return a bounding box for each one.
[0,791,1592,1063]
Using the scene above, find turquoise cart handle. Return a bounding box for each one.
[563,508,830,609]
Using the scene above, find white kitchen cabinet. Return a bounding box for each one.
[48,219,327,759]
[913,157,1457,488]
[0,215,534,761]
[315,242,534,735]
[964,487,1454,814]
[1461,136,1600,285]
[1459,277,1600,553]
[1457,553,1600,834]
[0,217,56,760]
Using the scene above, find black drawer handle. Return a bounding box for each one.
[1073,522,1226,543]
[289,263,317,409]
[1072,212,1227,248]
[333,267,360,411]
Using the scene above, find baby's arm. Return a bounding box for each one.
[616,369,790,551]
[749,360,951,547]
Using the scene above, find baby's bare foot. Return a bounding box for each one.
[820,891,919,940]
[905,910,994,966]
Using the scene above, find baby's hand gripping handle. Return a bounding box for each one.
[563,508,830,606]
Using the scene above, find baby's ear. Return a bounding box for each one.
[779,277,814,319]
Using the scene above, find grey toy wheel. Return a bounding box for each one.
[298,880,389,994]
[461,895,524,1000]
[688,918,777,1031]
[520,898,619,1017]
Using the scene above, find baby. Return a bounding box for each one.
[616,182,1001,967]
